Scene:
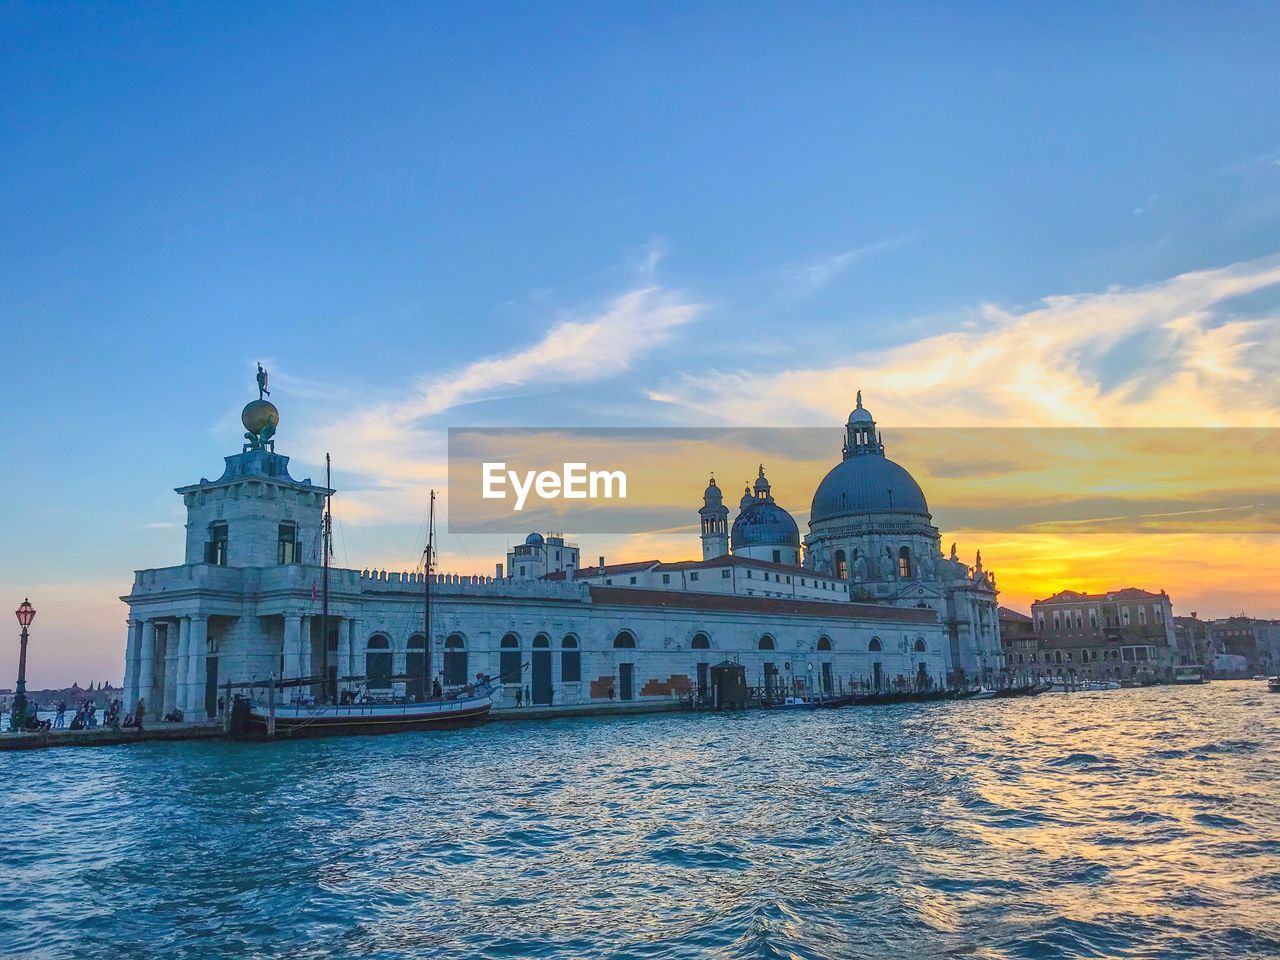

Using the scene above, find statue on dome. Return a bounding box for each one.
[256,362,271,400]
[949,542,958,562]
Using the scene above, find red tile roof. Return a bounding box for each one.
[587,586,937,624]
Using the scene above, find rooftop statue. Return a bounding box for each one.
[242,364,280,452]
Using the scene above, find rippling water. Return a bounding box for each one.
[3,682,1279,959]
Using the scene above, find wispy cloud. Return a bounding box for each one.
[787,232,918,290]
[306,285,703,523]
[652,253,1280,429]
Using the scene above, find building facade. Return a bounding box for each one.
[120,384,1000,719]
[1029,588,1178,682]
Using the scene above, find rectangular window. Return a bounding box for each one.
[605,578,613,585]
[205,522,229,566]
[629,576,637,584]
[772,550,781,563]
[721,569,730,579]
[662,573,671,584]
[746,570,752,579]
[277,522,299,564]
[690,572,699,581]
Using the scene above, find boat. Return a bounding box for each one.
[240,485,495,737]
[767,696,821,710]
[963,687,997,700]
[1268,677,1280,694]
[1173,665,1205,685]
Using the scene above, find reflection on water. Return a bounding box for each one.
[2,683,1278,959]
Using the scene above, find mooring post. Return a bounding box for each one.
[223,680,232,734]
[267,673,277,739]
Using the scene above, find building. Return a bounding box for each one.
[1207,616,1280,675]
[998,607,1041,681]
[1030,588,1178,682]
[1172,614,1214,669]
[119,380,1001,720]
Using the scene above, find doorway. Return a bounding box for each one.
[618,662,634,701]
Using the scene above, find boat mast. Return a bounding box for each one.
[423,490,436,699]
[321,452,332,703]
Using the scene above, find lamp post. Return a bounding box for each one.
[12,598,35,732]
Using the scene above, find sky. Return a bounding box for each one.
[2,2,1279,687]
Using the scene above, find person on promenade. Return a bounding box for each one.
[53,701,66,729]
[514,687,523,707]
[132,698,145,732]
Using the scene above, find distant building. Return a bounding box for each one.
[998,607,1040,679]
[1207,616,1280,674]
[1030,588,1178,682]
[1172,614,1214,668]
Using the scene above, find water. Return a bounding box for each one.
[3,683,1278,959]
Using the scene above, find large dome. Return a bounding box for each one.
[810,455,930,522]
[731,498,800,550]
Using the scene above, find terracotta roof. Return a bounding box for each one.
[544,560,660,581]
[998,606,1033,622]
[587,586,938,624]
[547,554,841,582]
[1035,587,1168,604]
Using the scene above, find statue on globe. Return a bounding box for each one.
[242,365,281,451]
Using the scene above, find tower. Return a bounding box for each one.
[699,476,730,560]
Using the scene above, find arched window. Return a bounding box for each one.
[533,634,550,648]
[613,630,637,649]
[443,634,467,687]
[869,637,882,653]
[898,546,913,578]
[914,638,927,653]
[500,633,522,685]
[758,635,775,650]
[366,634,392,689]
[834,549,847,580]
[691,632,711,649]
[561,635,581,682]
[816,636,833,651]
[406,634,427,699]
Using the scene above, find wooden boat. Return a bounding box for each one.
[244,682,494,736]
[1267,677,1280,694]
[236,487,497,738]
[767,696,821,710]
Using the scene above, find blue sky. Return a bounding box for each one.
[2,3,1279,685]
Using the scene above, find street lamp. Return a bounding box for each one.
[11,598,35,732]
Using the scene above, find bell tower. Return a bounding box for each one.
[699,476,730,560]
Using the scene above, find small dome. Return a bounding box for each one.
[703,477,722,501]
[848,389,874,423]
[731,498,800,551]
[524,532,545,545]
[810,455,929,522]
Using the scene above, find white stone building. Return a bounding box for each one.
[120,387,1000,720]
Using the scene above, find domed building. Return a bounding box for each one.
[803,392,1003,683]
[729,466,801,566]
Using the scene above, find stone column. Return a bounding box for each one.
[337,618,352,691]
[123,619,141,709]
[173,617,191,719]
[299,615,313,690]
[187,617,208,719]
[282,613,302,691]
[138,621,157,716]
[345,624,360,691]
[165,621,187,717]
